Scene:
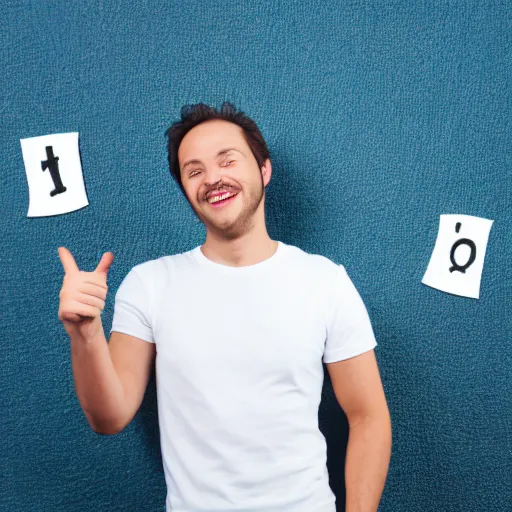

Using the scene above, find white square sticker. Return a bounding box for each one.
[20,132,89,217]
[422,214,494,299]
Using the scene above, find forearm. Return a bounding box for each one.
[70,325,126,434]
[345,415,392,512]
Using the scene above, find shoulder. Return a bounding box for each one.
[282,242,344,280]
[125,246,197,285]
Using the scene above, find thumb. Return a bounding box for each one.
[94,252,114,275]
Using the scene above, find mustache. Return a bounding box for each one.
[204,184,239,197]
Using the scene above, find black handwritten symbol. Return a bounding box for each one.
[449,222,476,273]
[41,146,67,197]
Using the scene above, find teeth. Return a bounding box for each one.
[208,192,235,204]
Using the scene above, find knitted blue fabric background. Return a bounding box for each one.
[1,1,510,511]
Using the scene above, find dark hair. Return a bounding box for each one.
[166,102,271,198]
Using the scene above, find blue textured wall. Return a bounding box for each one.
[1,1,510,511]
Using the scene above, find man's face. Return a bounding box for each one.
[178,119,271,240]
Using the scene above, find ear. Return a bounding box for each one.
[261,158,272,187]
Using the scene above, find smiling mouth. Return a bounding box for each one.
[207,192,239,208]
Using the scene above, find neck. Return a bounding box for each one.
[201,228,278,267]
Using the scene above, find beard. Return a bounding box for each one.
[187,174,265,241]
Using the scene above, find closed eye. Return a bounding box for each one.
[189,161,234,177]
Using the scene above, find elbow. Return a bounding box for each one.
[88,416,125,435]
[348,405,392,430]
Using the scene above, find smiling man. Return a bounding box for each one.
[68,101,391,512]
[174,107,275,264]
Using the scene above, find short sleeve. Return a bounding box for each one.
[323,265,377,363]
[110,268,155,343]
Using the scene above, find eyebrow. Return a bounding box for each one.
[182,148,243,171]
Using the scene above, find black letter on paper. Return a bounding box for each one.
[449,222,476,274]
[41,146,67,197]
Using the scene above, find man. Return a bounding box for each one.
[58,102,391,512]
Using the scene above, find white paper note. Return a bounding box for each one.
[20,132,89,217]
[422,214,494,299]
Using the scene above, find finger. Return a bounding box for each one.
[70,301,99,318]
[77,282,108,301]
[62,312,83,323]
[77,292,105,311]
[58,247,80,274]
[94,252,114,275]
[78,272,108,290]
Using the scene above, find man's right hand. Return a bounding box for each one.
[58,247,115,341]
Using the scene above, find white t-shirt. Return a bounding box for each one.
[110,240,378,512]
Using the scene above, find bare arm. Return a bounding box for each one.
[58,246,155,435]
[344,415,391,512]
[70,324,126,434]
[326,349,392,512]
[70,325,156,434]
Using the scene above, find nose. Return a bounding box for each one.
[204,165,224,187]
